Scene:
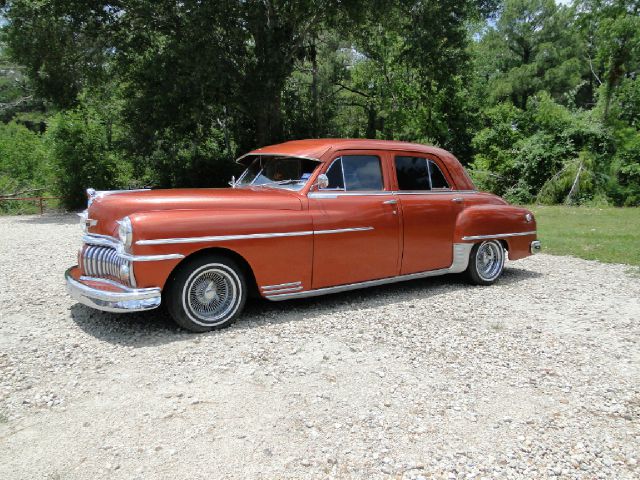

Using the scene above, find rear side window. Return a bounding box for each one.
[394,156,450,190]
[324,155,383,191]
[429,160,450,189]
[395,156,430,190]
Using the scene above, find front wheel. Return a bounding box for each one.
[466,240,505,285]
[165,254,247,332]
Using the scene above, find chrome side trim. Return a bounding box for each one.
[461,231,537,241]
[84,234,185,262]
[261,281,302,291]
[118,252,185,262]
[262,286,304,294]
[265,243,473,301]
[136,227,374,246]
[314,227,373,235]
[137,231,314,245]
[66,268,161,313]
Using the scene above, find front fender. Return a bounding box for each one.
[128,209,314,290]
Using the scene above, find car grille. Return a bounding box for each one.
[80,244,133,285]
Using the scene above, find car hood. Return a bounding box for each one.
[87,187,303,237]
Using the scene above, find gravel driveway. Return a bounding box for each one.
[0,214,639,480]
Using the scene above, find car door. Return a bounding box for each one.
[308,151,401,289]
[392,153,464,274]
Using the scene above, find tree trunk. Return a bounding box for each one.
[366,106,377,139]
[310,38,320,137]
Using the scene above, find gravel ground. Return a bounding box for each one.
[0,214,639,480]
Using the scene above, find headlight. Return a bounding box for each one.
[118,216,133,250]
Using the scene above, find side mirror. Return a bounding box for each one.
[316,174,329,190]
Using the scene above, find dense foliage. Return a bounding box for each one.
[0,0,638,209]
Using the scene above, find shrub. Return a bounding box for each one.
[47,106,131,210]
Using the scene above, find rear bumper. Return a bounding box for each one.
[65,266,161,313]
[530,240,541,254]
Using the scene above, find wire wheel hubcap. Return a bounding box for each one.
[183,265,240,325]
[476,241,504,281]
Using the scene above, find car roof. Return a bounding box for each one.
[242,138,453,162]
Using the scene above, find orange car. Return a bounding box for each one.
[65,139,540,332]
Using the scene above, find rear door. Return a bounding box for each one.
[308,151,401,289]
[392,153,464,274]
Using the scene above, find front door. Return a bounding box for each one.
[309,152,401,289]
[392,153,464,274]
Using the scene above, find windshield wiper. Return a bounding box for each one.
[257,179,304,187]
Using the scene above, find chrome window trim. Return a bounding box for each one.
[308,190,477,198]
[426,157,433,190]
[309,191,394,198]
[136,226,375,246]
[235,152,323,165]
[461,231,537,241]
[427,159,451,190]
[395,190,475,195]
[265,243,473,301]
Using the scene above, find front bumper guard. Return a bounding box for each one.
[65,267,161,313]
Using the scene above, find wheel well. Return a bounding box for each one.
[166,247,259,298]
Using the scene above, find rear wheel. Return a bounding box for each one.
[165,254,247,332]
[466,240,505,285]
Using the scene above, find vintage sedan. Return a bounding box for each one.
[65,139,540,332]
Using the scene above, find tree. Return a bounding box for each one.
[576,0,640,119]
[474,0,583,109]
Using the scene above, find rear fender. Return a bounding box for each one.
[454,205,537,261]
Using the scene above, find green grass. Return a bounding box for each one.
[528,206,640,266]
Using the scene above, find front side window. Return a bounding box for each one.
[323,155,384,191]
[394,156,450,190]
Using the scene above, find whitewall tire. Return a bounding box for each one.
[166,254,247,332]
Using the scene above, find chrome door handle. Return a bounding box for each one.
[452,197,464,203]
[383,199,398,205]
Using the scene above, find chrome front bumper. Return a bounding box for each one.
[65,267,161,313]
[530,240,542,254]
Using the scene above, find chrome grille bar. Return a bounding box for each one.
[81,245,134,286]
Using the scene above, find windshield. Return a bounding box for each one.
[236,155,320,190]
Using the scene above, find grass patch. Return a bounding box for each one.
[528,206,640,266]
[489,321,505,331]
[0,408,8,424]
